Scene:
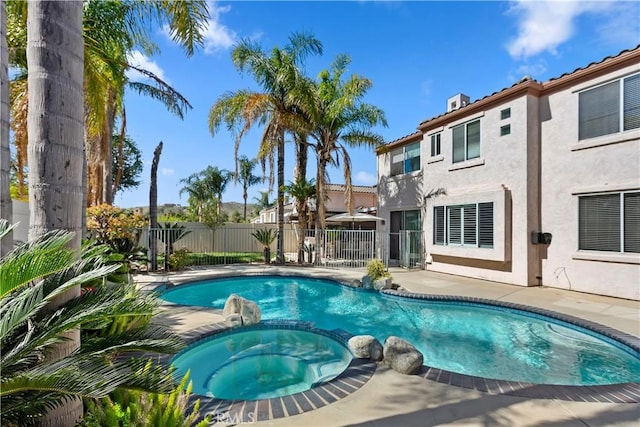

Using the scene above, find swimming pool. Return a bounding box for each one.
[160,275,640,386]
[172,325,353,400]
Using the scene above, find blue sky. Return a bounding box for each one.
[115,0,640,209]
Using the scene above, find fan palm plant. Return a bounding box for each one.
[251,228,277,264]
[0,220,183,425]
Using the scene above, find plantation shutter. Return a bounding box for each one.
[623,74,640,131]
[623,192,640,253]
[452,125,465,163]
[434,206,445,245]
[463,204,477,245]
[448,206,462,244]
[466,120,481,160]
[478,202,494,248]
[579,81,620,140]
[579,194,621,251]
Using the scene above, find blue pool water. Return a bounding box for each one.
[172,327,352,400]
[161,275,640,386]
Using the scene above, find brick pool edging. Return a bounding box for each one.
[382,289,640,403]
[155,272,640,405]
[157,319,377,424]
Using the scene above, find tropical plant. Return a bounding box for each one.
[80,371,210,427]
[294,54,387,228]
[168,248,190,272]
[251,228,277,264]
[179,166,232,222]
[252,190,274,217]
[0,220,183,425]
[366,258,391,280]
[111,134,143,198]
[149,141,163,271]
[208,31,323,265]
[237,155,262,220]
[157,223,191,271]
[284,177,316,263]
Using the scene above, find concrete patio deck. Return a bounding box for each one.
[135,265,640,427]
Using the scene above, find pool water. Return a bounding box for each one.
[161,275,640,386]
[172,327,352,400]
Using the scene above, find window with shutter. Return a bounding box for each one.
[434,206,445,245]
[448,206,462,245]
[463,204,477,245]
[579,191,639,253]
[624,74,640,131]
[478,202,494,248]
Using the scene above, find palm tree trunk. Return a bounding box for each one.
[101,88,116,204]
[0,2,12,257]
[27,1,84,425]
[112,107,126,198]
[149,141,163,271]
[243,187,248,220]
[275,130,285,264]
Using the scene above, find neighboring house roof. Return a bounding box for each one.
[325,184,377,194]
[377,44,640,154]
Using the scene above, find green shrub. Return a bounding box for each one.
[366,259,391,280]
[168,248,190,271]
[79,371,210,427]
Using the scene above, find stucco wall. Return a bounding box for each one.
[540,64,640,300]
[11,200,29,243]
[421,95,540,286]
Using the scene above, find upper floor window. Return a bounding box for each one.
[500,108,511,120]
[452,119,481,163]
[390,142,420,176]
[579,191,639,253]
[434,202,493,248]
[500,124,511,136]
[430,133,441,157]
[579,73,640,140]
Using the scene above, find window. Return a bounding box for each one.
[390,141,420,176]
[433,202,493,248]
[500,124,511,136]
[430,133,441,157]
[579,191,639,253]
[452,119,481,163]
[579,74,640,140]
[500,108,511,120]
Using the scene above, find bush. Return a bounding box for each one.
[168,248,190,271]
[366,259,391,280]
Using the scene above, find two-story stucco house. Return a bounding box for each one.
[377,46,639,300]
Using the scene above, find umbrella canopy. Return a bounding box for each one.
[325,212,384,222]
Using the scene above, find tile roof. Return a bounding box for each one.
[325,184,377,194]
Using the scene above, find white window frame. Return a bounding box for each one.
[578,191,639,254]
[452,119,481,164]
[434,202,493,248]
[578,73,640,141]
[430,133,441,157]
[390,141,421,176]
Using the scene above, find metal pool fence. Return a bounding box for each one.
[94,224,390,271]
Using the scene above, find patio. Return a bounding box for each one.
[137,265,640,427]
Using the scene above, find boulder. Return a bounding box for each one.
[351,279,362,288]
[240,299,261,325]
[223,294,261,326]
[383,336,424,375]
[348,335,383,361]
[373,277,392,290]
[361,275,373,289]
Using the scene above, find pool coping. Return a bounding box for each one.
[161,320,377,424]
[156,272,640,406]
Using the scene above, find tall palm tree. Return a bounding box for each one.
[296,54,387,229]
[0,220,182,425]
[208,32,323,264]
[284,177,316,263]
[237,155,262,220]
[0,2,11,257]
[25,3,85,423]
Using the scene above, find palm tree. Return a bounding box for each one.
[179,166,231,222]
[252,190,274,217]
[296,54,387,228]
[284,177,316,263]
[0,220,183,425]
[149,141,163,272]
[0,1,12,257]
[237,155,262,220]
[208,32,323,264]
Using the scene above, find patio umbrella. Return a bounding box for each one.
[325,212,384,229]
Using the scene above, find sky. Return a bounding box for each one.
[115,0,640,209]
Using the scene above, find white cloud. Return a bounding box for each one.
[506,0,615,59]
[161,1,237,55]
[355,171,377,185]
[161,168,175,176]
[126,50,167,82]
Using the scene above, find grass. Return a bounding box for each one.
[186,252,263,265]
